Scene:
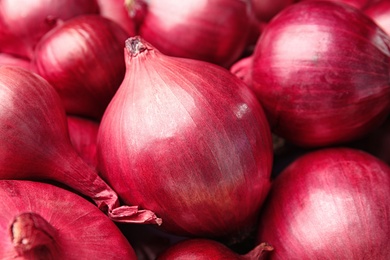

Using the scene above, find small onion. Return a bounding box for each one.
[0,180,137,259]
[257,147,390,259]
[157,239,273,260]
[0,0,99,59]
[0,65,160,225]
[97,36,273,242]
[252,1,390,147]
[34,14,130,119]
[137,0,252,67]
[250,0,295,22]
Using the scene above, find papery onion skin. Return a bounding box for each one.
[157,239,273,260]
[138,0,252,67]
[0,0,99,59]
[257,147,390,259]
[67,115,99,169]
[34,14,130,119]
[0,65,160,225]
[0,180,137,259]
[97,36,273,242]
[251,1,390,147]
[299,0,371,9]
[364,0,390,37]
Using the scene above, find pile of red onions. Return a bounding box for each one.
[0,180,137,259]
[97,36,273,243]
[257,147,390,258]
[33,14,130,119]
[135,0,253,67]
[0,65,160,225]
[251,1,390,147]
[0,0,99,59]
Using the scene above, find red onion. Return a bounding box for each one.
[0,0,99,59]
[250,0,295,22]
[0,53,34,72]
[0,65,161,225]
[97,36,273,242]
[158,239,273,260]
[33,14,130,119]
[230,55,254,89]
[257,147,390,259]
[137,0,252,67]
[96,0,137,35]
[251,1,390,147]
[364,0,390,37]
[0,180,137,259]
[67,115,99,169]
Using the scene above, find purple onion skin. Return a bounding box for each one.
[257,147,390,259]
[364,0,390,37]
[252,1,390,147]
[97,36,273,242]
[139,0,252,68]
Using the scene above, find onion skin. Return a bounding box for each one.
[299,0,372,9]
[257,147,390,259]
[0,53,34,72]
[0,65,161,225]
[252,1,390,147]
[250,0,295,22]
[138,0,252,67]
[67,115,99,169]
[97,36,273,242]
[230,55,254,89]
[33,14,130,119]
[0,0,99,59]
[364,0,390,37]
[0,180,137,259]
[157,239,273,260]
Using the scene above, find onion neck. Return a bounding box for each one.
[125,36,150,57]
[11,213,59,259]
[242,243,274,260]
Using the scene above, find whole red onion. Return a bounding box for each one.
[0,180,137,259]
[67,115,99,169]
[0,0,99,59]
[34,15,130,119]
[257,147,390,259]
[97,36,273,242]
[364,0,390,37]
[251,1,390,147]
[137,0,252,67]
[158,239,273,260]
[0,65,160,225]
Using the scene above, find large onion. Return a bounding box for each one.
[257,147,390,259]
[97,36,273,243]
[137,0,252,67]
[0,65,160,225]
[251,1,390,147]
[0,180,137,259]
[0,0,99,59]
[34,14,130,119]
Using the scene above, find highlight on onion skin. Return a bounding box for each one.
[97,36,273,243]
[251,1,390,147]
[0,65,161,225]
[137,0,253,68]
[33,14,130,119]
[257,147,390,259]
[0,180,137,259]
[0,0,99,59]
[157,239,273,260]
